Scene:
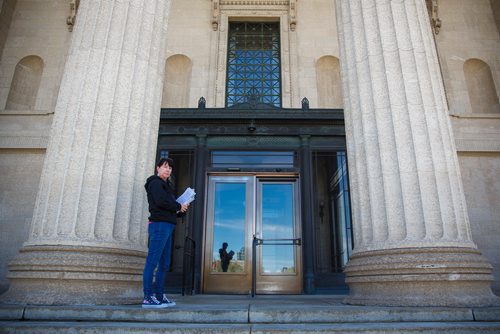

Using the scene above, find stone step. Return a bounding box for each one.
[2,294,499,334]
[1,321,500,334]
[1,304,500,323]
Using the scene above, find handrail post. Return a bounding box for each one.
[251,237,301,297]
[182,236,196,296]
[252,236,257,297]
[191,239,196,295]
[182,237,187,296]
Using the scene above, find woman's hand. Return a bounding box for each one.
[179,203,189,213]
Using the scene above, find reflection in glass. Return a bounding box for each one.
[211,183,246,273]
[333,152,352,268]
[219,242,234,272]
[261,183,295,273]
[312,151,353,273]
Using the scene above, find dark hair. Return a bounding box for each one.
[156,157,174,169]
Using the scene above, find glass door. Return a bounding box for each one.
[203,176,254,294]
[255,180,302,294]
[203,175,302,294]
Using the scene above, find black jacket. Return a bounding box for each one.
[144,175,182,223]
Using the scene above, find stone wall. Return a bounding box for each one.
[0,0,70,111]
[0,149,44,293]
[435,0,500,116]
[0,0,16,58]
[459,152,500,294]
[491,0,500,35]
[163,0,212,107]
[0,0,70,293]
[295,0,340,108]
[436,0,500,295]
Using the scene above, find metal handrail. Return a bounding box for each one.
[182,236,196,296]
[251,236,302,297]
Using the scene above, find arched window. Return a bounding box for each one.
[464,58,499,114]
[161,55,192,108]
[5,55,44,110]
[316,56,343,108]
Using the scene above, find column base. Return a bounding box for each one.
[0,245,146,305]
[344,247,500,307]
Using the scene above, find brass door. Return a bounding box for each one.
[203,175,302,294]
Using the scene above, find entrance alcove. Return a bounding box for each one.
[157,105,352,295]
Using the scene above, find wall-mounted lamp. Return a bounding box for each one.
[301,97,309,110]
[198,96,206,109]
[319,200,325,223]
[248,120,256,132]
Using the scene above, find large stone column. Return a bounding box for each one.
[336,0,499,306]
[1,0,172,305]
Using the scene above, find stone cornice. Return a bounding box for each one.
[455,138,500,152]
[0,133,48,149]
[160,107,344,121]
[450,113,500,119]
[0,109,53,115]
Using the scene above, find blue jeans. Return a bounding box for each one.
[143,222,175,297]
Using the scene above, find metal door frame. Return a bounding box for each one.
[202,173,302,294]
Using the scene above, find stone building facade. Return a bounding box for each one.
[0,0,499,306]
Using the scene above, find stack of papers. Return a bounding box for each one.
[176,187,196,205]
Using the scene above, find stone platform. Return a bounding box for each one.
[1,295,499,333]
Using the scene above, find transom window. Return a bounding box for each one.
[226,22,281,107]
[211,151,294,168]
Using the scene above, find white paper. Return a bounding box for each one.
[176,187,196,205]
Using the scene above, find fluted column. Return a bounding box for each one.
[2,0,172,305]
[336,0,498,306]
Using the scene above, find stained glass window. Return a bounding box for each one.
[226,22,281,107]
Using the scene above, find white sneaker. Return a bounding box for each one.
[157,294,176,307]
[142,295,169,309]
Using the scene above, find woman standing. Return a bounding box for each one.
[142,157,189,308]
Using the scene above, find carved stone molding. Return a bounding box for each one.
[289,0,296,31]
[426,0,441,34]
[213,0,295,30]
[212,0,220,31]
[66,0,80,32]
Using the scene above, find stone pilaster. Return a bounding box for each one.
[336,0,499,306]
[300,135,315,293]
[1,0,172,305]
